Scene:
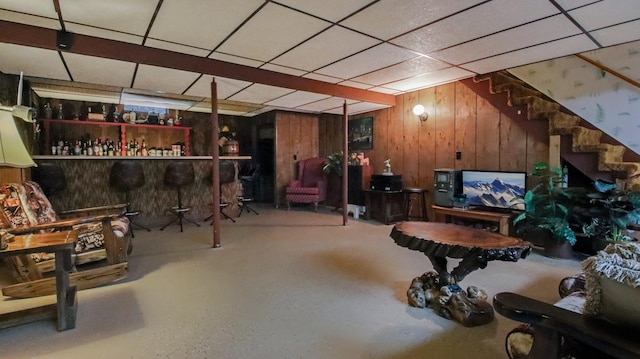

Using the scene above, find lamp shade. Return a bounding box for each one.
[0,105,36,168]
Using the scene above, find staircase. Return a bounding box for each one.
[474,71,640,190]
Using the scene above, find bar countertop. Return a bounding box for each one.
[33,155,252,160]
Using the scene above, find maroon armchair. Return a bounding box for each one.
[286,157,328,211]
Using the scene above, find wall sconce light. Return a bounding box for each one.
[412,104,428,122]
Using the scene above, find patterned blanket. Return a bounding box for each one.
[0,181,128,257]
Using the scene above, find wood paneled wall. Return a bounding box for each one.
[274,111,320,208]
[319,80,549,219]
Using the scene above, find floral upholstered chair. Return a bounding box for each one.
[285,157,328,211]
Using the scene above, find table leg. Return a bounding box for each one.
[425,255,453,285]
[451,251,489,283]
[55,248,77,331]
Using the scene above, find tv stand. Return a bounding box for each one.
[432,205,515,236]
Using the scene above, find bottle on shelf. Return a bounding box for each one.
[141,139,147,156]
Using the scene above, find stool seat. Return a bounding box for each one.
[160,161,200,232]
[403,187,429,221]
[109,160,151,238]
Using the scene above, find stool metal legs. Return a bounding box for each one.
[123,189,151,238]
[160,188,201,232]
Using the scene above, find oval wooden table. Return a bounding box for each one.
[390,222,531,327]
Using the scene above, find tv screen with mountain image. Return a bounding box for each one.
[462,170,526,211]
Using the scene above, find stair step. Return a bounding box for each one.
[549,112,582,135]
[601,161,640,177]
[571,126,602,146]
[511,96,562,120]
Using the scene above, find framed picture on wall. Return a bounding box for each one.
[348,117,373,150]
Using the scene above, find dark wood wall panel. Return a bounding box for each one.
[454,84,477,170]
[319,79,550,219]
[476,96,501,170]
[435,83,456,169]
[499,115,528,171]
[274,111,319,208]
[402,92,420,186]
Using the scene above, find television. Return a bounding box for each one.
[461,170,526,211]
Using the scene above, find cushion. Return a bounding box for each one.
[582,241,640,328]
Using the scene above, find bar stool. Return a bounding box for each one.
[238,161,259,216]
[109,160,152,237]
[32,162,67,197]
[403,187,429,221]
[160,161,201,232]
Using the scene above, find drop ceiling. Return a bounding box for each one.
[0,0,639,116]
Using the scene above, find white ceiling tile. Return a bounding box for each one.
[303,73,342,83]
[133,64,201,94]
[430,15,581,65]
[391,0,560,55]
[227,83,294,104]
[316,43,419,79]
[64,23,144,44]
[591,20,640,47]
[271,26,380,71]
[463,35,597,74]
[384,67,474,91]
[554,0,598,11]
[351,56,450,85]
[568,0,640,31]
[217,2,330,62]
[58,0,158,36]
[341,0,485,40]
[0,43,69,81]
[265,91,330,108]
[324,105,349,114]
[63,53,136,88]
[144,39,210,57]
[296,97,358,112]
[148,0,263,50]
[0,9,59,29]
[185,75,252,99]
[209,52,264,68]
[0,0,56,17]
[260,64,307,76]
[275,0,375,22]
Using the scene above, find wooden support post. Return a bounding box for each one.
[549,135,561,169]
[211,79,221,248]
[342,101,348,225]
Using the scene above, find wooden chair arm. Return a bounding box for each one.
[6,214,121,235]
[59,204,127,217]
[493,292,640,359]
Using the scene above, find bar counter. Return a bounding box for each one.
[32,155,250,228]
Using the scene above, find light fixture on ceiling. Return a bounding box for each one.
[412,104,428,122]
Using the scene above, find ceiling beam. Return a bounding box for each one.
[0,20,396,106]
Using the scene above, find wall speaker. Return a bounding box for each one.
[56,30,75,51]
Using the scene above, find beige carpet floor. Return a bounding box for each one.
[0,205,582,359]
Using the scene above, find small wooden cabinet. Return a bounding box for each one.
[363,189,404,224]
[41,119,191,156]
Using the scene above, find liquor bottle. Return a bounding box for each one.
[57,103,64,120]
[108,140,115,156]
[102,139,108,156]
[74,140,81,156]
[141,139,147,156]
[87,140,93,156]
[94,138,101,156]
